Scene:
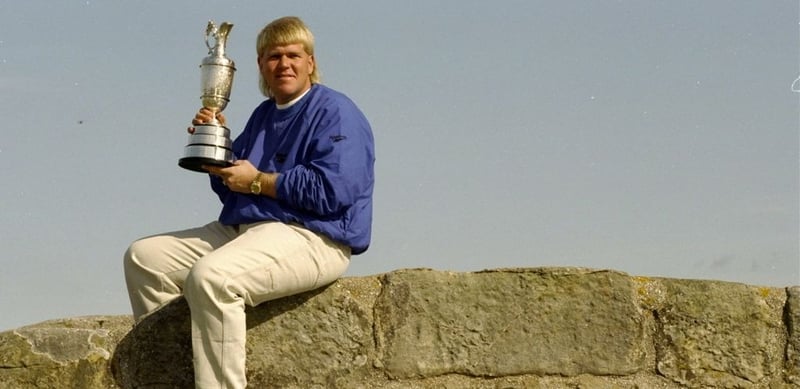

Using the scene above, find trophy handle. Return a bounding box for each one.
[205,21,233,56]
[204,21,216,53]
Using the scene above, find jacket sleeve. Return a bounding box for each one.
[209,174,230,202]
[276,103,375,217]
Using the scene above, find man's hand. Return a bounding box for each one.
[188,107,226,134]
[204,160,259,194]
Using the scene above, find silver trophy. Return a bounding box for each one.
[179,21,237,172]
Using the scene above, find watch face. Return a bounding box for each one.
[251,173,262,194]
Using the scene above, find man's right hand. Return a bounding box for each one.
[188,108,227,133]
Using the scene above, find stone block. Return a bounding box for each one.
[0,316,132,389]
[374,267,647,378]
[653,279,786,388]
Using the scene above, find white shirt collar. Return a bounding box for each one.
[275,87,312,110]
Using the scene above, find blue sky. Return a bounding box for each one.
[0,1,798,331]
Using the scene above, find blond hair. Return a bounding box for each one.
[256,16,320,97]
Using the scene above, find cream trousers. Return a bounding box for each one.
[123,221,351,389]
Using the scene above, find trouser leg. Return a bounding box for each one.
[183,222,351,389]
[123,222,238,321]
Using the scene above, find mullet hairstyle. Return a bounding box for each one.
[256,16,321,98]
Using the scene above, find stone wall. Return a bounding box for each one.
[0,267,797,388]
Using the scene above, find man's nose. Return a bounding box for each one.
[277,55,290,68]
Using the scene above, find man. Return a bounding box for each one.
[124,16,375,388]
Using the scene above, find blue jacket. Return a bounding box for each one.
[211,84,375,254]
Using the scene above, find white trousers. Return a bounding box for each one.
[123,221,351,389]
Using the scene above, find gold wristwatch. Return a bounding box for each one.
[250,172,263,195]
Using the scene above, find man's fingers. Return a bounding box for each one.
[202,165,219,174]
[192,108,219,126]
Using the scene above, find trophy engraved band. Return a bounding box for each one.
[179,21,237,172]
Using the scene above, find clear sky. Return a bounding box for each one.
[1,1,798,331]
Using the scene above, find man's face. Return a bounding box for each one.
[258,43,315,104]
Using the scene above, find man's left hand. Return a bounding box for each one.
[204,160,259,194]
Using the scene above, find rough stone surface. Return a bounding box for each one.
[650,278,787,388]
[0,267,796,388]
[0,316,132,389]
[112,278,381,388]
[374,267,646,378]
[786,286,800,385]
[242,277,381,388]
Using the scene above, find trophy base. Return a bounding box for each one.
[178,156,233,172]
[179,124,234,173]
